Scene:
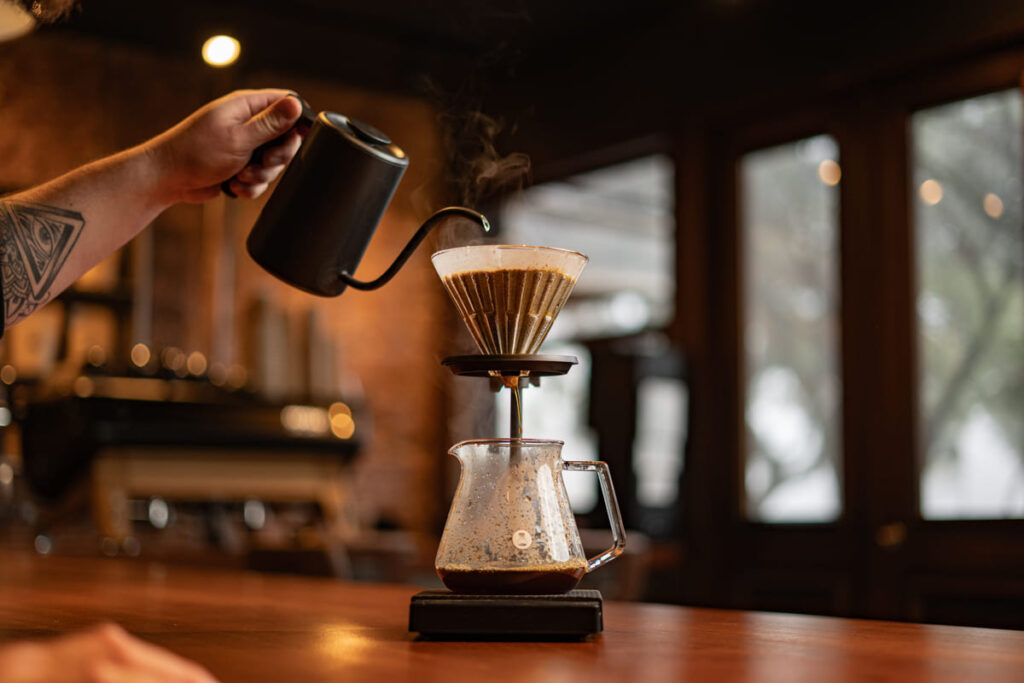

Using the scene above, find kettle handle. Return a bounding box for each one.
[563,460,627,572]
[221,94,317,198]
[338,206,490,290]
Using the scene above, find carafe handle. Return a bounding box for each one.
[563,460,627,572]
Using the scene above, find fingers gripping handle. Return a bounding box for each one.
[221,94,316,198]
[563,460,627,572]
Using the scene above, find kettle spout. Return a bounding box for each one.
[338,207,490,291]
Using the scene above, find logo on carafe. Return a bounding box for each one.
[512,529,532,549]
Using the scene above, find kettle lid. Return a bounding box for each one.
[323,112,408,167]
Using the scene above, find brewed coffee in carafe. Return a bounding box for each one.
[435,439,584,594]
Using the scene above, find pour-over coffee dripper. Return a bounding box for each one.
[431,245,587,355]
[409,244,626,641]
[431,245,589,439]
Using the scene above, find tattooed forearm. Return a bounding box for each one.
[0,200,85,329]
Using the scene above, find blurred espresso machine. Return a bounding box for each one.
[16,343,361,561]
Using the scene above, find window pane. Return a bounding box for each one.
[634,376,688,508]
[494,342,599,514]
[741,135,842,522]
[498,156,677,517]
[912,89,1024,520]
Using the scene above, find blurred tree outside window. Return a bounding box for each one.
[913,89,1024,519]
[741,135,842,522]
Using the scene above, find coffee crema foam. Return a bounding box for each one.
[441,267,577,355]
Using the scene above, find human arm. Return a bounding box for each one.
[0,89,303,330]
[0,622,218,682]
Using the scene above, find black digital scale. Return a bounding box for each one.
[409,589,603,640]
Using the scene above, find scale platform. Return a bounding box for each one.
[409,589,603,640]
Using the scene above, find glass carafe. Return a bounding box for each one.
[435,439,626,594]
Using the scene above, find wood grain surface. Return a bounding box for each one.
[1,552,1022,682]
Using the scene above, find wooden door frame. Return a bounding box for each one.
[874,45,1024,627]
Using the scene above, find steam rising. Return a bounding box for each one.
[419,22,532,251]
[16,0,79,22]
[442,109,532,209]
[434,215,492,252]
[425,105,532,251]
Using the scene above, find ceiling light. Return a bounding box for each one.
[919,179,943,206]
[0,1,35,43]
[817,160,841,186]
[202,35,241,67]
[983,192,1003,219]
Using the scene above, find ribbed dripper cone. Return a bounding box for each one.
[432,245,588,355]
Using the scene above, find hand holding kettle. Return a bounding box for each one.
[153,89,308,203]
[240,94,489,296]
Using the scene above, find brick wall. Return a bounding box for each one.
[0,32,452,532]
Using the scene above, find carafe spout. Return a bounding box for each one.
[338,207,489,290]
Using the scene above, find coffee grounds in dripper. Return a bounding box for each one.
[441,266,577,355]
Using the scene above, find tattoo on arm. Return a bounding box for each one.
[0,200,85,328]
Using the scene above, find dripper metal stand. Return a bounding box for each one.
[442,354,577,439]
[409,352,603,641]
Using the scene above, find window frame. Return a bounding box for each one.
[675,47,1024,623]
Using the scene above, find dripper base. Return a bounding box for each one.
[442,354,577,437]
[442,354,578,379]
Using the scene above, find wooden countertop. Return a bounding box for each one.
[1,552,1023,682]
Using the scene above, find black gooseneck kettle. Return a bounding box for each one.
[241,97,489,297]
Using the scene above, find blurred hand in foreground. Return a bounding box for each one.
[0,622,219,683]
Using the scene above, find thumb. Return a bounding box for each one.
[240,95,303,147]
